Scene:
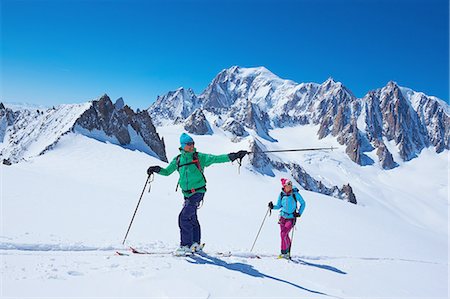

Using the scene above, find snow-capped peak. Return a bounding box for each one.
[147,86,200,126]
[147,65,449,168]
[323,77,337,85]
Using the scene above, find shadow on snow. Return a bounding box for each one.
[290,258,347,274]
[186,253,342,298]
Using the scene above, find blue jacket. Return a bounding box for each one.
[273,187,306,219]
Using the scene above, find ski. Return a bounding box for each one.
[130,246,149,254]
[116,246,262,259]
[130,246,173,255]
[127,246,196,257]
[215,251,261,259]
[216,251,232,257]
[114,247,173,256]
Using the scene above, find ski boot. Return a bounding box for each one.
[173,246,193,256]
[190,242,205,253]
[277,250,291,260]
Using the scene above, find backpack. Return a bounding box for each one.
[175,152,207,194]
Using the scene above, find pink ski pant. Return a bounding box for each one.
[279,217,295,251]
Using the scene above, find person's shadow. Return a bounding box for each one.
[289,257,347,274]
[186,253,342,298]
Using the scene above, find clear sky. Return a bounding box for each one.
[1,0,448,110]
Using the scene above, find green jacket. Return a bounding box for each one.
[159,148,231,197]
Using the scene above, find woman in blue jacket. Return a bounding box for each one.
[268,178,306,259]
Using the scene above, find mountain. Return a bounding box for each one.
[74,94,167,162]
[399,85,450,153]
[0,95,167,163]
[148,66,449,169]
[148,66,298,140]
[0,102,92,163]
[147,87,201,126]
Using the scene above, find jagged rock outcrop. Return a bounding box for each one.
[184,109,212,135]
[221,118,248,137]
[374,139,397,169]
[341,184,357,204]
[287,163,357,204]
[247,138,357,203]
[378,82,430,161]
[0,103,17,143]
[75,95,167,162]
[335,119,374,166]
[410,91,450,152]
[228,99,275,141]
[364,91,384,142]
[248,138,285,176]
[114,97,125,110]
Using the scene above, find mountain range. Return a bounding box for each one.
[148,66,449,170]
[1,66,449,204]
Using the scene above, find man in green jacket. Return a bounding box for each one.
[147,133,248,256]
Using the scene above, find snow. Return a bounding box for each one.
[431,96,450,116]
[74,124,159,158]
[1,125,448,298]
[400,86,450,116]
[0,103,92,162]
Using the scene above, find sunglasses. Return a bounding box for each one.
[186,142,195,146]
[285,182,292,186]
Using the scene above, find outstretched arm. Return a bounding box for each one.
[148,157,177,176]
[198,152,231,168]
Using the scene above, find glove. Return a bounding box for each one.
[293,211,301,218]
[268,202,274,209]
[228,150,249,162]
[147,165,161,175]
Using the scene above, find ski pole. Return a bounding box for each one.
[249,146,335,154]
[289,222,296,258]
[122,174,153,245]
[250,207,270,252]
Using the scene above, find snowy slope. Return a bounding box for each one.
[0,103,92,162]
[1,125,448,298]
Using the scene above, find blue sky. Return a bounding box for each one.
[1,0,448,109]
